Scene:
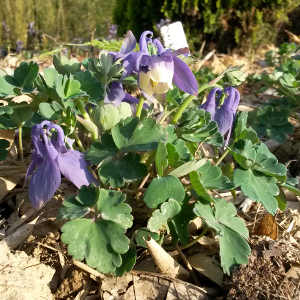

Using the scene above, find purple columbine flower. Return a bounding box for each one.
[109,30,137,61]
[26,121,98,209]
[200,87,240,146]
[105,82,150,113]
[118,31,198,97]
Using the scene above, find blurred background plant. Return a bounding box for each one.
[0,0,300,57]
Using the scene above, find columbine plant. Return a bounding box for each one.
[0,30,300,277]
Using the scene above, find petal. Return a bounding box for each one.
[29,158,61,209]
[154,82,170,94]
[141,90,157,103]
[138,71,151,90]
[120,30,136,55]
[172,56,198,96]
[152,39,165,55]
[121,52,146,79]
[199,87,222,120]
[25,155,44,183]
[149,56,174,84]
[123,93,150,109]
[44,125,65,155]
[214,106,233,135]
[57,150,98,188]
[31,124,43,138]
[139,31,153,52]
[107,82,126,105]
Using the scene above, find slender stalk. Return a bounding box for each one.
[215,148,230,166]
[171,83,222,124]
[163,227,209,251]
[145,150,156,169]
[175,244,201,286]
[72,131,85,152]
[278,86,300,106]
[140,150,154,163]
[76,99,91,120]
[159,107,178,125]
[135,96,145,118]
[76,100,98,142]
[18,126,25,165]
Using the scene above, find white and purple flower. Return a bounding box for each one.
[26,121,98,209]
[111,30,198,97]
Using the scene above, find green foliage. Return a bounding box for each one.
[176,108,223,146]
[92,103,132,132]
[59,185,132,274]
[0,0,116,48]
[111,117,167,152]
[114,241,137,277]
[230,140,287,214]
[168,195,196,245]
[98,153,148,188]
[249,106,294,143]
[114,0,298,52]
[74,71,104,103]
[147,199,181,232]
[194,198,250,275]
[133,228,160,248]
[0,139,10,161]
[144,175,185,208]
[53,54,81,76]
[85,133,118,165]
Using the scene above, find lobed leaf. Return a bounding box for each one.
[98,152,147,188]
[147,199,181,232]
[85,133,118,165]
[144,175,185,208]
[194,198,250,275]
[112,117,167,152]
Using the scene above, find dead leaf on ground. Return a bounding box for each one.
[11,94,32,104]
[254,213,278,240]
[100,273,210,300]
[187,253,223,286]
[0,129,15,147]
[0,174,25,202]
[166,281,209,300]
[1,216,39,249]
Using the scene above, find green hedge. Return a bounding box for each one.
[114,0,300,53]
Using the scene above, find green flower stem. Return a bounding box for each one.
[163,227,209,251]
[76,100,98,142]
[72,131,85,152]
[278,86,300,106]
[170,83,222,125]
[135,96,145,118]
[18,126,25,165]
[145,150,156,169]
[215,148,230,166]
[77,100,91,120]
[159,107,178,125]
[140,150,155,163]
